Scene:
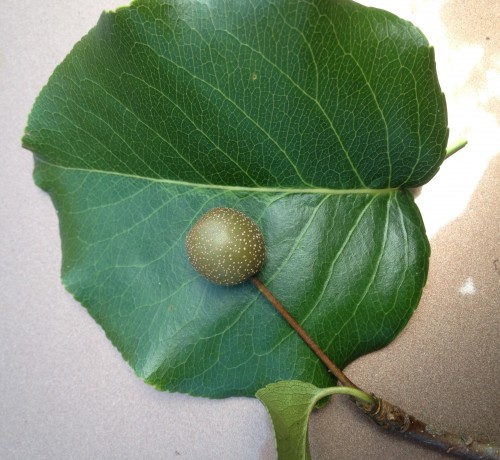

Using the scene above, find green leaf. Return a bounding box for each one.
[22,0,448,397]
[257,380,373,460]
[257,381,322,460]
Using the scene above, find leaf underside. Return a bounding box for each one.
[23,0,447,398]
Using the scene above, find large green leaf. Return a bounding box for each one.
[23,0,447,398]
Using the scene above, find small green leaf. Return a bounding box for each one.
[257,380,372,460]
[257,381,323,460]
[23,0,448,397]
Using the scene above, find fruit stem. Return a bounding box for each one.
[250,276,359,390]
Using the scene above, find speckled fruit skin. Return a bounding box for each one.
[186,208,266,286]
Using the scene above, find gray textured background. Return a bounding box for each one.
[1,1,499,459]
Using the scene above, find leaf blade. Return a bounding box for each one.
[256,380,330,460]
[25,0,444,397]
[34,158,428,396]
[24,0,447,188]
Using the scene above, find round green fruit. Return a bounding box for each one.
[186,208,266,286]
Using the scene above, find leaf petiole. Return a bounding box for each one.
[316,386,374,405]
[445,139,468,159]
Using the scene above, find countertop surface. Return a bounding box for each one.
[1,1,499,459]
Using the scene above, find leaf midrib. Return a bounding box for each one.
[34,158,398,196]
